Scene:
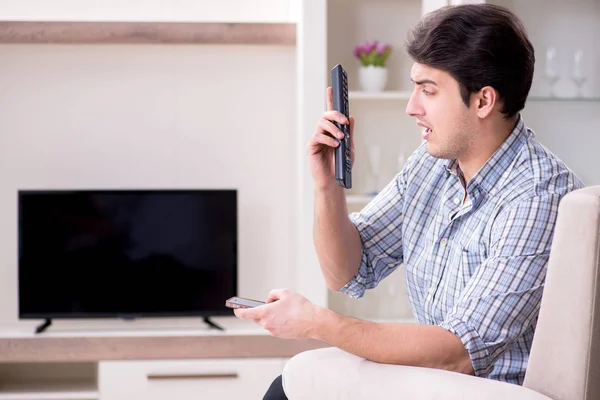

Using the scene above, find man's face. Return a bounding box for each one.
[406,63,478,160]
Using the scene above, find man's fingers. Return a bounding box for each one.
[307,132,340,154]
[317,118,345,140]
[234,306,262,320]
[323,110,349,126]
[326,87,333,111]
[267,288,290,303]
[266,293,279,303]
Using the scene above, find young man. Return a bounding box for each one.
[234,3,584,398]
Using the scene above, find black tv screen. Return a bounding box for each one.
[18,189,237,319]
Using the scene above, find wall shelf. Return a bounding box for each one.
[0,21,296,45]
[349,91,411,100]
[528,96,600,103]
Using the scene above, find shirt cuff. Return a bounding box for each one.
[337,213,370,299]
[439,317,493,378]
[337,250,369,299]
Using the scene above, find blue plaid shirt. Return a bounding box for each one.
[341,117,584,384]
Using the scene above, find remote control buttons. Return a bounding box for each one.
[342,71,349,116]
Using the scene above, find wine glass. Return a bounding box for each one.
[571,49,587,98]
[545,47,560,98]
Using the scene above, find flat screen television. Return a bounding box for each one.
[18,189,237,326]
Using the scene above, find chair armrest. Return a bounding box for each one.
[282,347,551,400]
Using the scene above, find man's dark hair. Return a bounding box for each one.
[405,4,535,119]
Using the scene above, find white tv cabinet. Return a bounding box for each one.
[0,319,328,400]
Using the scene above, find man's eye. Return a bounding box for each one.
[422,90,433,96]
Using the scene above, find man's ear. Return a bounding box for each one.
[474,86,497,118]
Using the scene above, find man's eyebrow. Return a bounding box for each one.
[410,78,438,86]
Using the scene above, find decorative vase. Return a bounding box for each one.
[358,65,388,92]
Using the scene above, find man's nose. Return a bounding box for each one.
[405,91,424,117]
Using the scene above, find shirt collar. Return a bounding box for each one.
[444,115,531,197]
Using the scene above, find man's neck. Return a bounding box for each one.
[457,116,519,184]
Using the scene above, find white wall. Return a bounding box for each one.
[0,0,294,22]
[0,43,296,331]
[520,102,600,185]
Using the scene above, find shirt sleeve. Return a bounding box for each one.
[438,193,562,378]
[338,147,420,299]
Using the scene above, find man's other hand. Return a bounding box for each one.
[233,289,321,340]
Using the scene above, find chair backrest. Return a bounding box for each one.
[524,186,600,400]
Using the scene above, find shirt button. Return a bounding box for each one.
[428,287,435,295]
[453,198,460,205]
[440,238,448,247]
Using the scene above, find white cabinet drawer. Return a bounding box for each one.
[99,358,286,400]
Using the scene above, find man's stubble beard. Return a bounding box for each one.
[427,124,476,161]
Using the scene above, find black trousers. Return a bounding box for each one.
[263,374,288,400]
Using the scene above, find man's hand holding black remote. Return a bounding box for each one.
[307,84,355,192]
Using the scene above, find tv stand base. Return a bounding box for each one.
[33,317,226,334]
[35,318,52,334]
[203,317,224,331]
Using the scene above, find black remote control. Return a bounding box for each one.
[331,64,352,189]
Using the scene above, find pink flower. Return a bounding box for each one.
[366,41,378,54]
[353,40,392,67]
[376,42,391,55]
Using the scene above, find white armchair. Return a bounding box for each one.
[282,186,600,400]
